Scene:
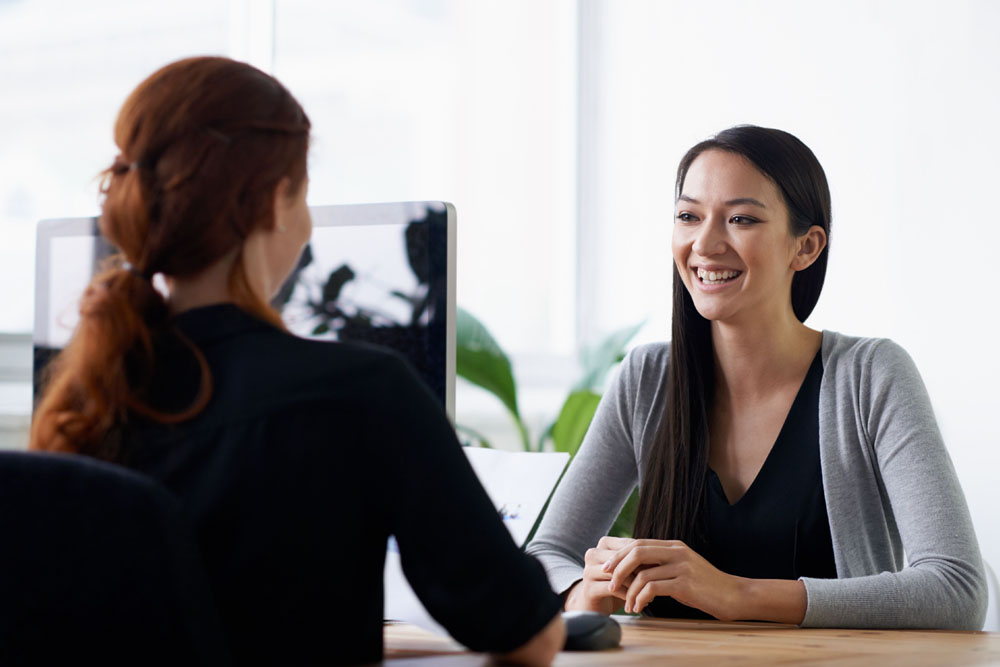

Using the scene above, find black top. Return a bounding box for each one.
[113,304,560,665]
[648,351,837,619]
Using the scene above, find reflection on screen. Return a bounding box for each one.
[275,203,448,404]
[282,225,423,335]
[34,203,450,408]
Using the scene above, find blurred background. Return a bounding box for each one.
[1,0,998,576]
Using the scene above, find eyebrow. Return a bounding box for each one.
[677,195,767,208]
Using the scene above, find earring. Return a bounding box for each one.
[277,223,287,233]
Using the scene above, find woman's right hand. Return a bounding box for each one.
[563,536,635,614]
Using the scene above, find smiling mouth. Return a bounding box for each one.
[695,268,743,285]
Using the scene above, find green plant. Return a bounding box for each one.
[455,307,642,537]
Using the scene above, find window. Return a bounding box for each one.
[273,0,578,359]
[0,0,579,443]
[0,0,234,333]
[0,0,233,428]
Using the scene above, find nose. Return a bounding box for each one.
[691,217,727,257]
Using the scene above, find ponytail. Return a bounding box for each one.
[29,264,211,460]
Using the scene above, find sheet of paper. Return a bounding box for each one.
[460,448,570,547]
[383,447,570,636]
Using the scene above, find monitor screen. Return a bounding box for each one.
[33,201,456,418]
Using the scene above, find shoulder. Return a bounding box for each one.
[290,333,410,373]
[610,342,671,404]
[177,304,419,399]
[822,331,920,380]
[601,342,671,434]
[216,324,423,410]
[281,333,418,392]
[821,331,931,428]
[622,341,671,376]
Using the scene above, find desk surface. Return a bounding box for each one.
[384,616,1000,665]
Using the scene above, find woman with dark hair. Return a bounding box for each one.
[526,125,987,630]
[30,56,565,665]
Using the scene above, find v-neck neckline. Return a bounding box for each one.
[707,350,824,507]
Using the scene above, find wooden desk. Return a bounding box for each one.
[384,616,1000,665]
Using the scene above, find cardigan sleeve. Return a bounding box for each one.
[800,339,987,630]
[524,346,645,595]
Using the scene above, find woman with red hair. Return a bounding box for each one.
[30,56,564,665]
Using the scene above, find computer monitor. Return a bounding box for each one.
[33,201,456,418]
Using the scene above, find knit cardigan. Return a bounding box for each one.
[525,332,987,629]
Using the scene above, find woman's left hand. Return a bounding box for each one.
[601,538,744,620]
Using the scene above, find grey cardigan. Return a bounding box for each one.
[526,331,987,630]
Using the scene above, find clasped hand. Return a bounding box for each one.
[567,536,744,620]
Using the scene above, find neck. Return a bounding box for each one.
[710,305,822,403]
[166,252,238,316]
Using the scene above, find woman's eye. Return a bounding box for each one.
[675,212,698,223]
[730,215,757,225]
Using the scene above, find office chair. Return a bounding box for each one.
[0,451,231,665]
[985,560,999,632]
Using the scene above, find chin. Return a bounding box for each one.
[693,309,727,323]
[688,297,728,322]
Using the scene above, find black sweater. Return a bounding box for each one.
[115,304,560,665]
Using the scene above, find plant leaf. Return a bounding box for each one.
[323,264,356,304]
[550,390,602,457]
[455,308,521,419]
[577,321,645,392]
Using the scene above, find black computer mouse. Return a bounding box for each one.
[562,610,622,651]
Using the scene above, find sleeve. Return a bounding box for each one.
[800,340,987,630]
[524,347,643,595]
[375,354,561,653]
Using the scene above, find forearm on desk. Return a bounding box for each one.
[732,577,807,625]
[563,570,804,622]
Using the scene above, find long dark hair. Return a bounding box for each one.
[30,56,310,459]
[632,125,832,542]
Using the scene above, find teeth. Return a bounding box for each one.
[697,268,740,283]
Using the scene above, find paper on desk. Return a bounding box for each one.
[383,447,570,636]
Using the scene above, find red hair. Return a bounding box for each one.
[30,56,310,458]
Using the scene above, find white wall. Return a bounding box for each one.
[582,0,1000,576]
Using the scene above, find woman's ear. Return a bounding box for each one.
[792,225,827,271]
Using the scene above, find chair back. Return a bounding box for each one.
[985,559,1000,632]
[0,451,231,665]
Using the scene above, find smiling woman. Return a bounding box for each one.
[526,125,988,631]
